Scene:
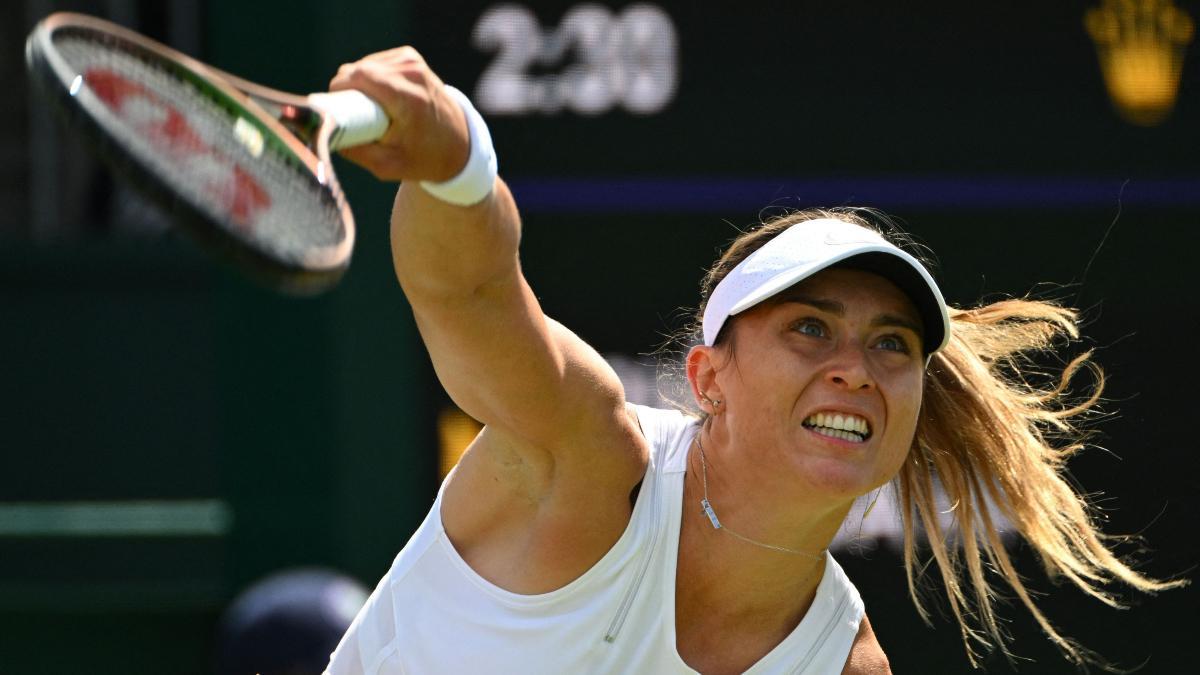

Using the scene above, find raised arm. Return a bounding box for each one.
[329,49,645,503]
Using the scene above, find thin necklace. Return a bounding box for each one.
[696,434,827,561]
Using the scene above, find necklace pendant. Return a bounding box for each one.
[700,498,722,529]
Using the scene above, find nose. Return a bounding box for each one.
[824,343,875,391]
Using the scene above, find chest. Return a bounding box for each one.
[675,608,800,675]
[673,549,814,674]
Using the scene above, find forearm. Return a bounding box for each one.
[390,176,522,303]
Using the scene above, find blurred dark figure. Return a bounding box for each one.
[215,568,368,675]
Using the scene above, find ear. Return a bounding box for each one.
[686,345,725,415]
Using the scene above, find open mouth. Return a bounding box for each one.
[802,412,871,443]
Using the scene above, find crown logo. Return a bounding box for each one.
[1086,0,1194,126]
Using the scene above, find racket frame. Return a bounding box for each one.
[26,12,357,294]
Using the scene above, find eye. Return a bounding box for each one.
[875,334,912,353]
[792,319,827,338]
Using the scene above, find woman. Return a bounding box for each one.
[323,48,1181,674]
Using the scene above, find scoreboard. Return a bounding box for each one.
[412,0,1199,183]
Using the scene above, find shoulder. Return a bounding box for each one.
[840,614,892,675]
[624,403,697,457]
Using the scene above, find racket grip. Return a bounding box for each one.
[310,90,389,150]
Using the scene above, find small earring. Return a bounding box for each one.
[704,395,722,409]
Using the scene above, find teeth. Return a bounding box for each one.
[803,411,871,439]
[810,426,863,442]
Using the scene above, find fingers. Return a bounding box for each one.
[328,45,468,182]
[329,46,428,94]
[327,46,468,184]
[330,58,429,134]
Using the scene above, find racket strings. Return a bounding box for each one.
[54,32,345,264]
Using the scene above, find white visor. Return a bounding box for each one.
[702,218,950,355]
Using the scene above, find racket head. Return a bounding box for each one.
[25,12,354,295]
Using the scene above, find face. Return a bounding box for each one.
[691,267,926,502]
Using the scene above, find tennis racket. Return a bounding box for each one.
[25,12,390,294]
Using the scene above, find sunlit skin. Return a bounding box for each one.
[685,267,927,554]
[330,45,910,672]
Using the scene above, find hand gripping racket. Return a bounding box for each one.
[26,12,390,294]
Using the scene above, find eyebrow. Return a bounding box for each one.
[873,313,925,338]
[777,295,925,338]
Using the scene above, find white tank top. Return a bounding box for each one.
[325,405,864,674]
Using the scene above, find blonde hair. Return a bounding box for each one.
[685,207,1186,667]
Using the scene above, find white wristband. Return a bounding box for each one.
[419,85,498,206]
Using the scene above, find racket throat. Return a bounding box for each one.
[260,99,322,148]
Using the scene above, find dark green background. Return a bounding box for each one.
[3,1,1197,672]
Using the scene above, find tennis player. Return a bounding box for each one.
[323,48,1181,674]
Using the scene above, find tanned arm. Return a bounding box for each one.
[841,615,893,675]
